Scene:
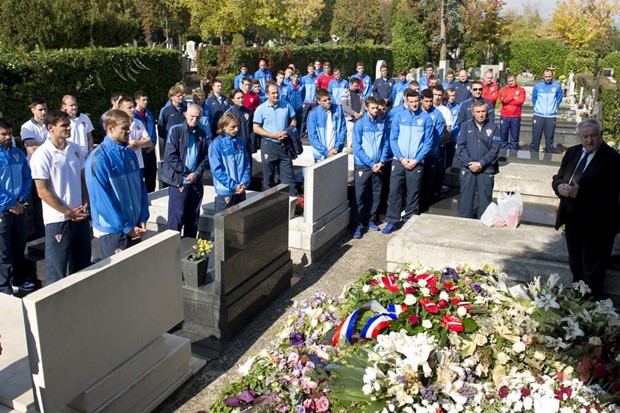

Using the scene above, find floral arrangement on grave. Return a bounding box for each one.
[210,265,620,413]
[295,194,305,216]
[189,238,213,261]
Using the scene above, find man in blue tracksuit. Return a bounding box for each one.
[454,70,473,104]
[254,59,273,93]
[350,62,372,100]
[391,70,409,109]
[418,64,434,91]
[382,89,434,234]
[328,68,349,105]
[162,104,210,238]
[0,118,32,294]
[530,69,563,153]
[457,100,501,219]
[209,113,251,213]
[419,88,446,213]
[86,110,149,259]
[372,65,396,109]
[300,63,319,138]
[307,89,347,162]
[206,80,230,136]
[457,80,495,125]
[234,63,253,90]
[352,97,389,239]
[191,88,214,146]
[134,90,158,192]
[444,88,461,182]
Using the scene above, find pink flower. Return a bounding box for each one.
[408,315,419,325]
[441,315,464,332]
[419,298,439,314]
[498,385,509,399]
[370,279,379,286]
[521,387,531,398]
[315,396,330,413]
[555,385,572,401]
[303,398,316,412]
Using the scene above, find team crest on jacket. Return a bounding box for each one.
[486,129,492,137]
[225,196,230,203]
[55,234,62,242]
[264,153,269,160]
[515,91,520,96]
[417,119,423,126]
[358,170,363,177]
[551,88,556,93]
[130,160,136,169]
[244,113,249,120]
[13,153,19,161]
[74,151,80,159]
[236,144,241,151]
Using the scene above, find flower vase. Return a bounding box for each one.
[181,255,208,288]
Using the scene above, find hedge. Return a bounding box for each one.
[601,83,620,147]
[564,49,596,76]
[197,44,394,84]
[0,47,183,142]
[499,38,570,78]
[601,51,620,78]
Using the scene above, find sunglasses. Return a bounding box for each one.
[471,88,482,91]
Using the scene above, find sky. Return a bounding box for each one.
[503,0,555,19]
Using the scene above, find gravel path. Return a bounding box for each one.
[156,229,392,412]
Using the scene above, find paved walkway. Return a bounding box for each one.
[156,229,392,412]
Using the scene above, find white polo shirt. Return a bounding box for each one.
[130,119,149,169]
[68,113,94,158]
[30,139,85,225]
[20,118,49,162]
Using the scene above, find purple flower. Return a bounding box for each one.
[440,267,459,282]
[290,332,306,346]
[224,389,256,406]
[296,406,306,413]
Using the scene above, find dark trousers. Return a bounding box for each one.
[30,185,45,238]
[458,170,494,219]
[261,139,298,196]
[500,116,521,150]
[142,148,157,193]
[565,220,616,299]
[444,141,456,174]
[434,145,448,192]
[377,160,393,216]
[354,165,383,227]
[167,181,204,239]
[99,232,141,260]
[386,162,424,223]
[0,211,27,294]
[214,193,246,214]
[45,220,92,286]
[420,154,438,213]
[300,103,316,138]
[530,115,556,153]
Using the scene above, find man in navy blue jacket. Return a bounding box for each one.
[86,110,149,258]
[134,90,158,192]
[457,100,500,219]
[162,104,209,238]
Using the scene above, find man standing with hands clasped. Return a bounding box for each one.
[30,110,91,285]
[552,119,620,300]
[86,110,149,259]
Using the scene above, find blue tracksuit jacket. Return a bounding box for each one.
[532,80,563,117]
[457,98,495,126]
[134,108,157,145]
[86,136,149,235]
[285,84,304,111]
[301,74,318,103]
[390,108,434,163]
[446,101,461,143]
[456,119,501,174]
[0,145,31,211]
[391,81,408,108]
[350,74,372,100]
[425,106,446,158]
[234,72,253,89]
[353,114,389,167]
[208,135,251,196]
[307,105,347,160]
[254,69,273,93]
[199,102,214,143]
[328,78,349,104]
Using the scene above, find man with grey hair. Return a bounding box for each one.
[552,118,620,299]
[162,104,209,238]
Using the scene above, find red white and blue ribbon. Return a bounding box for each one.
[332,301,407,345]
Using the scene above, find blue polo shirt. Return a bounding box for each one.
[253,100,296,139]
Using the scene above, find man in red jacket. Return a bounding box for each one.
[482,70,499,108]
[498,74,526,150]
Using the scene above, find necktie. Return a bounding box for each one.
[570,153,589,185]
[359,76,364,92]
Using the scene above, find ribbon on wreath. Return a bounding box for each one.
[332,301,408,346]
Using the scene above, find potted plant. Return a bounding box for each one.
[181,238,213,288]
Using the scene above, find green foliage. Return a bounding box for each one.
[564,49,596,75]
[462,42,487,68]
[499,38,570,78]
[331,0,384,44]
[0,47,182,142]
[601,51,620,78]
[390,13,428,72]
[197,44,393,82]
[219,73,237,97]
[600,83,620,148]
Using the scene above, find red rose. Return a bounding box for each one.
[593,363,605,379]
[441,315,464,332]
[498,385,509,399]
[370,279,379,286]
[407,273,416,283]
[554,385,572,401]
[521,387,531,398]
[419,298,439,314]
[438,299,448,309]
[408,315,419,325]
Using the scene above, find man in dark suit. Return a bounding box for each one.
[552,119,620,299]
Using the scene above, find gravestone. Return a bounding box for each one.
[289,153,350,265]
[180,185,293,358]
[6,231,204,413]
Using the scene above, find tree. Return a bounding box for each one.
[331,0,384,44]
[551,0,620,51]
[462,0,511,64]
[181,0,252,43]
[504,2,549,39]
[390,13,428,71]
[255,0,326,42]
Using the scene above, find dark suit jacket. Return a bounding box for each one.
[552,142,620,231]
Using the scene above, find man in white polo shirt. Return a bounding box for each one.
[30,110,91,286]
